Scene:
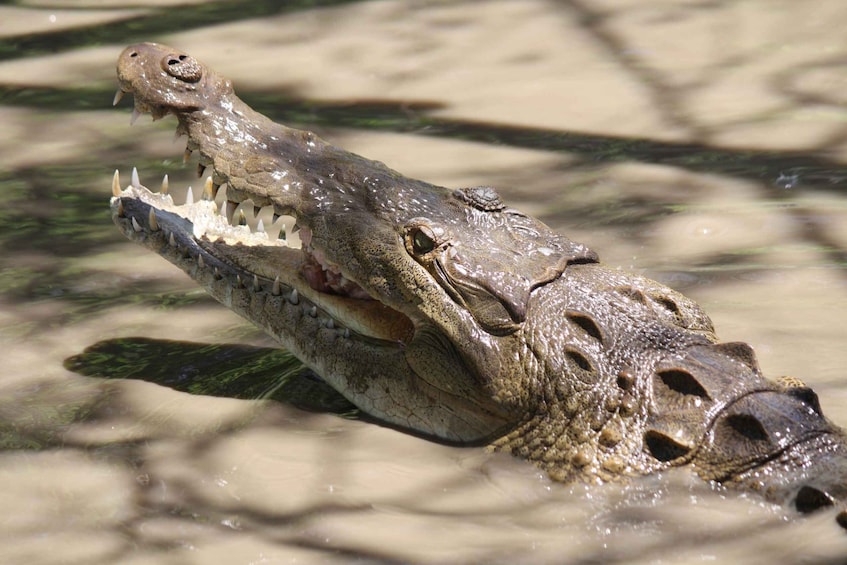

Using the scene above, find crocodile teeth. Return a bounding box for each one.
[272,276,281,296]
[112,170,121,197]
[252,275,261,292]
[131,167,141,188]
[256,219,265,233]
[197,254,205,269]
[197,163,206,178]
[185,186,194,205]
[131,216,142,232]
[183,149,192,164]
[160,174,169,195]
[130,107,141,125]
[112,89,125,106]
[169,232,177,247]
[148,208,159,231]
[225,201,237,223]
[288,288,299,305]
[203,176,214,201]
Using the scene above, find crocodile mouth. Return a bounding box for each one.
[110,168,415,345]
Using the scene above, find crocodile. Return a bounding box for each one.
[110,42,847,526]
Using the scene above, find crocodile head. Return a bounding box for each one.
[112,43,847,525]
[112,42,598,443]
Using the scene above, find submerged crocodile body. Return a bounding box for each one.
[111,43,847,526]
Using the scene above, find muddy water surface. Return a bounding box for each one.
[3,1,847,563]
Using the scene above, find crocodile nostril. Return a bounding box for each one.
[795,485,835,514]
[161,54,202,82]
[129,52,138,58]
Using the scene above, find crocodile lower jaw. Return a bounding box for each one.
[110,168,414,344]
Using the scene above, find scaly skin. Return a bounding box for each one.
[111,43,847,526]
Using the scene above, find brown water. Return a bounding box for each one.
[3,1,847,563]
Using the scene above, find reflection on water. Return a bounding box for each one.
[3,1,847,563]
[66,337,356,413]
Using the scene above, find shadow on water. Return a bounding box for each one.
[64,337,356,415]
[1,3,847,564]
[4,83,847,192]
[0,0,376,61]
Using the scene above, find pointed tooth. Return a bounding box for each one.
[131,216,142,232]
[148,208,159,231]
[112,170,121,197]
[130,107,141,125]
[160,174,169,195]
[308,305,317,318]
[183,148,192,164]
[236,274,244,288]
[185,186,194,205]
[288,288,299,305]
[252,275,261,292]
[237,209,247,226]
[326,318,335,330]
[197,163,206,178]
[203,176,214,200]
[112,89,125,106]
[226,201,237,223]
[219,201,227,217]
[213,267,222,280]
[256,219,265,233]
[343,328,350,339]
[197,254,205,269]
[272,276,281,296]
[169,232,177,247]
[131,167,140,188]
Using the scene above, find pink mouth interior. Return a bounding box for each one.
[299,227,373,300]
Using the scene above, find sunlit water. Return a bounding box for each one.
[3,1,847,564]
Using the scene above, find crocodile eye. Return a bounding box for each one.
[411,227,436,254]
